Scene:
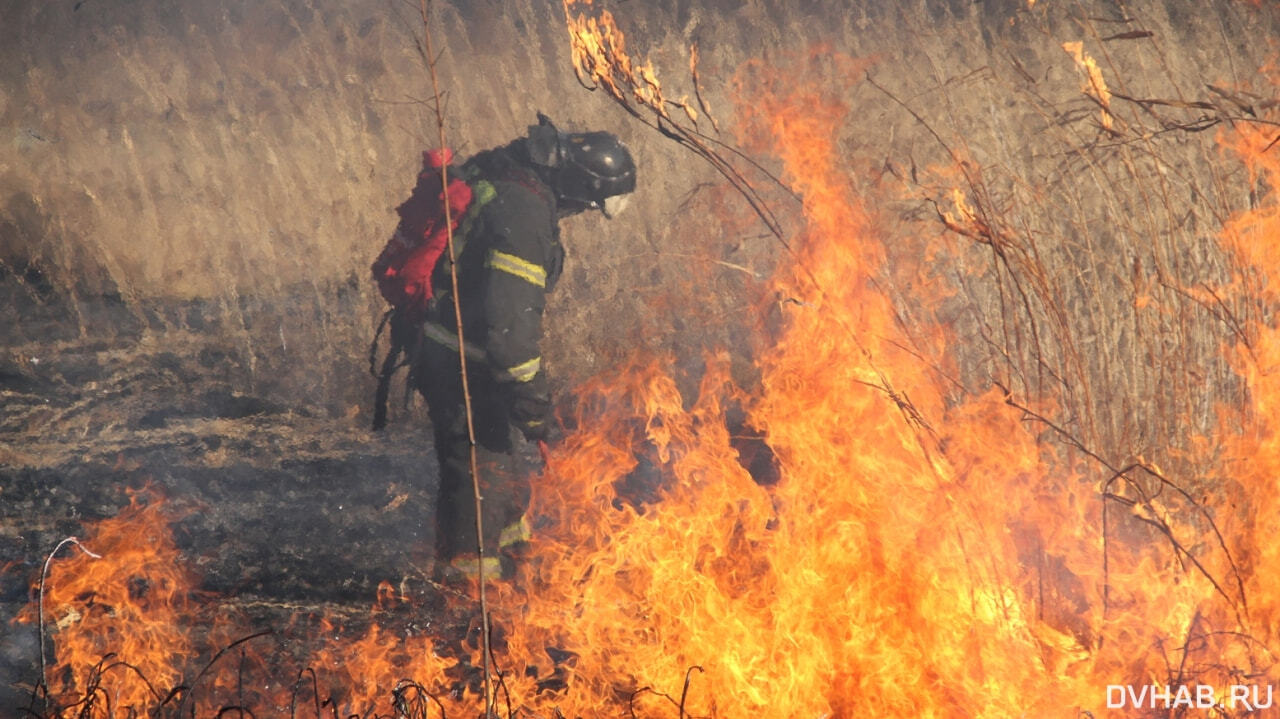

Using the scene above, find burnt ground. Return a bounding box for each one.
[0,268,457,713]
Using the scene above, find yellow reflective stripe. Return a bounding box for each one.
[498,516,532,548]
[501,356,541,383]
[423,322,486,362]
[449,556,503,580]
[486,250,546,288]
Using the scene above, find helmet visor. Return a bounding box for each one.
[602,194,630,219]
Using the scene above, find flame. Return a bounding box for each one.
[563,0,708,130]
[1217,117,1280,645]
[501,72,1064,716]
[1062,41,1116,132]
[563,0,658,112]
[17,488,197,714]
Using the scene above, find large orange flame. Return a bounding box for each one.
[1218,119,1280,646]
[489,64,1073,717]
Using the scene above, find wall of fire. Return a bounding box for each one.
[2,0,1277,480]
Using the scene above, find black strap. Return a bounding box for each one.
[371,307,433,430]
[370,309,400,431]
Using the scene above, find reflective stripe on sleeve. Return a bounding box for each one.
[486,250,547,288]
[423,322,486,362]
[449,555,503,580]
[498,516,532,548]
[500,356,541,383]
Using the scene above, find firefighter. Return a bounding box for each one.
[415,114,637,583]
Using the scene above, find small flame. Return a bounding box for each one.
[1062,41,1116,132]
[563,0,710,130]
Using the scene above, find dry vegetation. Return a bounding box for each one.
[5,0,1280,714]
[2,0,1273,460]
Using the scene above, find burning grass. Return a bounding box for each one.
[12,6,1280,718]
[14,91,1280,717]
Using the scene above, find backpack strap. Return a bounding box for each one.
[450,168,497,265]
[430,165,496,299]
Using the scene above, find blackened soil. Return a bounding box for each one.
[0,271,450,713]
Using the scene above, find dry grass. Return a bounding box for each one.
[1,0,1276,463]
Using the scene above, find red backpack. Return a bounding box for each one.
[372,148,475,321]
[370,148,492,429]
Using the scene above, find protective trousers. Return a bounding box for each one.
[418,343,538,577]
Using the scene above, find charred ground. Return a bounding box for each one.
[0,267,452,710]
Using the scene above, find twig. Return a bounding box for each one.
[688,43,718,134]
[562,1,791,242]
[1175,611,1203,689]
[1156,278,1253,354]
[495,669,514,719]
[175,630,273,717]
[626,688,643,718]
[392,679,447,719]
[58,654,167,718]
[237,644,249,717]
[625,668,711,719]
[1101,463,1248,627]
[288,666,323,719]
[678,666,703,719]
[415,0,496,714]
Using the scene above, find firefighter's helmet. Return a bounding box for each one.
[527,113,636,217]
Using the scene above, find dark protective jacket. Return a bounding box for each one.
[418,140,565,438]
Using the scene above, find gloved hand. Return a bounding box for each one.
[516,415,563,444]
[511,391,558,443]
